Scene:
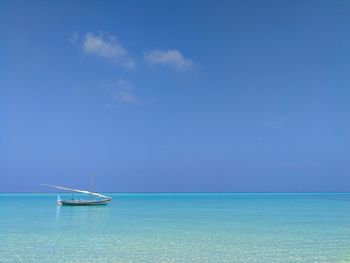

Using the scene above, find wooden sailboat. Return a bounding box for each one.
[41,182,112,206]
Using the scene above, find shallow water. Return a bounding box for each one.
[1,193,350,262]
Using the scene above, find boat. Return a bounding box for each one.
[41,182,112,206]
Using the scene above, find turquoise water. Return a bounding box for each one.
[1,193,350,263]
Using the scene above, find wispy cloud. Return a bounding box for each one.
[111,79,137,104]
[69,31,79,44]
[280,162,294,167]
[144,49,194,70]
[262,119,286,129]
[82,33,135,69]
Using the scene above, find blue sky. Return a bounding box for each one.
[1,0,350,192]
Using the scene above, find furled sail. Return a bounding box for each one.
[41,183,111,200]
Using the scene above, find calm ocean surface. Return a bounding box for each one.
[1,193,350,263]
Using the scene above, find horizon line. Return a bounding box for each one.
[0,191,349,194]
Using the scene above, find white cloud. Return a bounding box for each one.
[144,49,194,70]
[83,33,135,69]
[111,79,137,104]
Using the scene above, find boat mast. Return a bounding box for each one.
[40,183,111,200]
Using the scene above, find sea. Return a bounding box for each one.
[1,193,350,263]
